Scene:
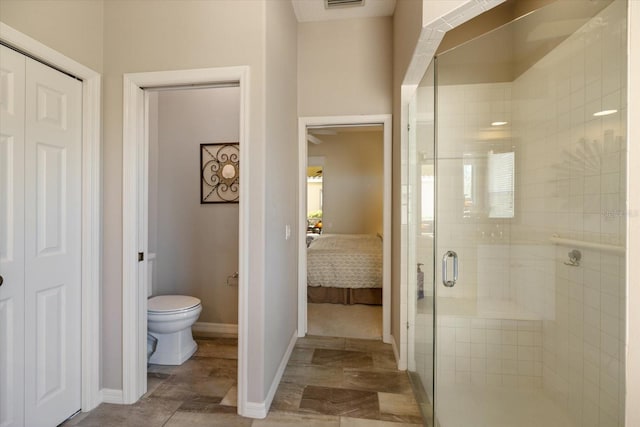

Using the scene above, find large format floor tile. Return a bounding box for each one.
[340,417,423,427]
[273,335,424,425]
[62,334,424,426]
[299,385,380,418]
[311,349,374,368]
[164,410,252,427]
[149,374,235,401]
[378,392,423,424]
[343,369,414,395]
[253,411,340,426]
[271,381,306,412]
[68,398,183,427]
[282,363,345,388]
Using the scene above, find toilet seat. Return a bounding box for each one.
[148,295,201,314]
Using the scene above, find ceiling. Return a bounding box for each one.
[307,124,383,145]
[292,0,396,23]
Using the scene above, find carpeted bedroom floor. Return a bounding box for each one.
[307,303,382,340]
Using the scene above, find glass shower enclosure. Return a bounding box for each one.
[407,1,628,426]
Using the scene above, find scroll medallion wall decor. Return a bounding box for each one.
[200,143,239,203]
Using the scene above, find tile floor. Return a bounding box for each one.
[63,334,424,427]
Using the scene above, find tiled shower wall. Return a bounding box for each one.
[436,316,543,388]
[511,1,627,426]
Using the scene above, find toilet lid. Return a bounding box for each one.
[148,295,201,313]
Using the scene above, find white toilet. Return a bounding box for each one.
[147,295,202,365]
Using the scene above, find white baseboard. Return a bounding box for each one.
[101,388,124,404]
[383,332,392,344]
[242,401,269,419]
[192,322,238,337]
[242,329,298,419]
[391,334,404,370]
[265,330,297,409]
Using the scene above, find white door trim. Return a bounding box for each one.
[297,114,392,343]
[0,22,102,412]
[122,67,250,411]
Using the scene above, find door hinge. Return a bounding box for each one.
[138,252,144,262]
[407,123,411,132]
[406,322,410,330]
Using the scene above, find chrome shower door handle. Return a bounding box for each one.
[442,250,458,287]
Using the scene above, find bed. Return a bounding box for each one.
[307,234,382,305]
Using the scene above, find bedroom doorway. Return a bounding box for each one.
[297,115,392,345]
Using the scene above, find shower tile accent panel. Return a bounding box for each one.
[436,316,543,388]
[509,1,627,425]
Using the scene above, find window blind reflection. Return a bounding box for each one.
[488,151,515,218]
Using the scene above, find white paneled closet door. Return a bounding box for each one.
[0,44,27,427]
[0,45,82,427]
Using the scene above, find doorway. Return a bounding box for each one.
[146,86,240,336]
[297,115,392,345]
[305,125,384,339]
[121,67,250,412]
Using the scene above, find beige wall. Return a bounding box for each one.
[0,0,104,73]
[149,87,240,325]
[264,0,299,400]
[297,16,392,117]
[308,131,384,235]
[102,0,268,396]
[422,0,467,27]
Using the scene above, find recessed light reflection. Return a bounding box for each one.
[593,109,617,117]
[491,121,508,126]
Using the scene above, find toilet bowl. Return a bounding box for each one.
[147,295,202,365]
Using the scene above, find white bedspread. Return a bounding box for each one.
[307,234,382,289]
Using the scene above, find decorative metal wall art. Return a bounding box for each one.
[200,143,239,203]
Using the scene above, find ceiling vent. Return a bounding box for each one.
[326,0,364,9]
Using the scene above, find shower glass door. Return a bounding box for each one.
[406,60,436,424]
[409,1,628,426]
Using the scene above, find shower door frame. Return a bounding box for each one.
[400,0,515,382]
